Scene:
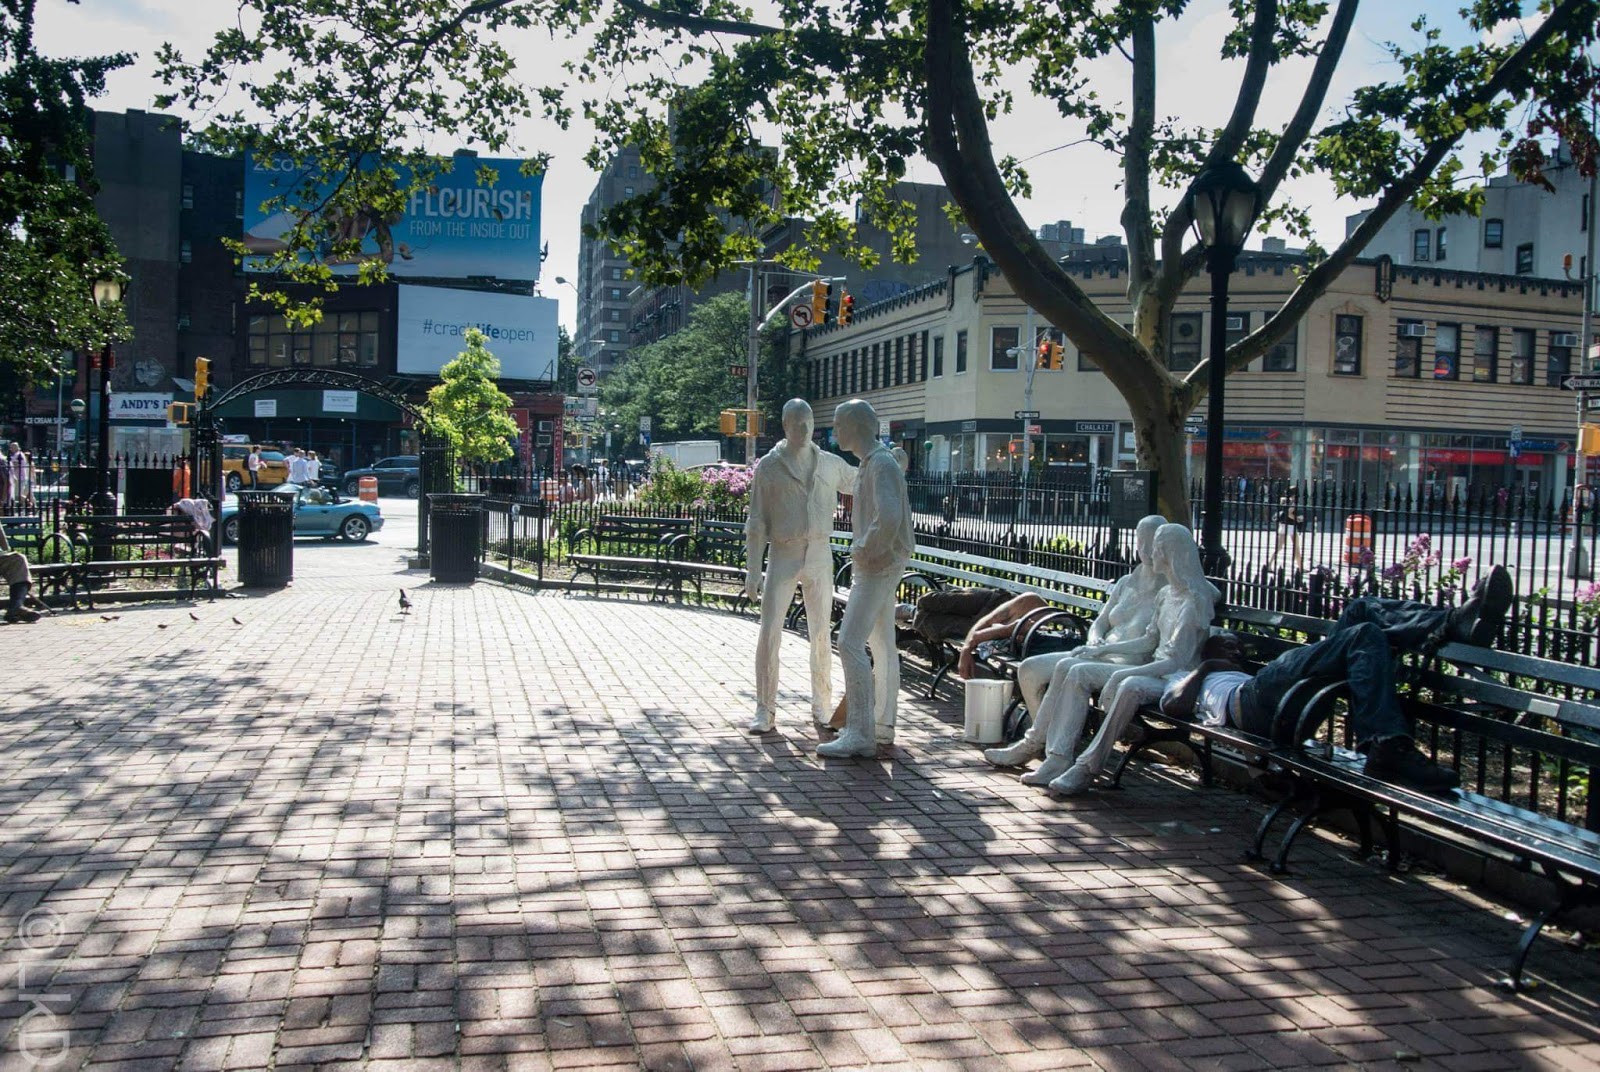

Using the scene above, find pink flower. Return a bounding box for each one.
[1452,556,1473,572]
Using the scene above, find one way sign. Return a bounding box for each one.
[1560,374,1600,391]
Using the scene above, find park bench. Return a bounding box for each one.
[63,513,222,607]
[568,514,692,597]
[661,519,752,607]
[1101,600,1600,990]
[3,515,85,605]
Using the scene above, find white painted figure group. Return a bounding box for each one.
[744,397,912,758]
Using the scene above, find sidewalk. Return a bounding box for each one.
[0,529,1597,1071]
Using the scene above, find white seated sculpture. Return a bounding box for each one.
[983,513,1167,769]
[745,399,858,733]
[818,399,915,758]
[1023,523,1219,790]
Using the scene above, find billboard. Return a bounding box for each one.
[242,153,543,280]
[396,286,559,383]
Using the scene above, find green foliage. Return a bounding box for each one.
[420,328,520,465]
[635,454,750,511]
[0,0,132,381]
[599,292,788,443]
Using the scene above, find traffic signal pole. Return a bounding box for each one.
[1021,306,1036,482]
[745,262,761,465]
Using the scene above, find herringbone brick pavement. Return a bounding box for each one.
[0,531,1596,1071]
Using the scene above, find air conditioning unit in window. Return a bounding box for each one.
[1554,333,1580,347]
[1225,315,1245,331]
[537,420,553,431]
[1400,322,1427,337]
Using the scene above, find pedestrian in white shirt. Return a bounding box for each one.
[306,451,322,486]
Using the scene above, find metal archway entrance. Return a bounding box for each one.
[198,369,454,559]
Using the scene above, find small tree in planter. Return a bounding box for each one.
[421,328,520,477]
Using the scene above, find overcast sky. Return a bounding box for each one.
[35,0,1530,334]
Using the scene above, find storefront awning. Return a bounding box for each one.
[212,388,403,423]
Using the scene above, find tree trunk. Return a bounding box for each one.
[1126,385,1193,526]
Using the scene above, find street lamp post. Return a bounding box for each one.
[90,277,124,517]
[1185,162,1263,579]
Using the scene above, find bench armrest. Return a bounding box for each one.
[1014,610,1090,658]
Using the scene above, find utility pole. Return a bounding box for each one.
[1021,306,1037,480]
[1566,110,1599,581]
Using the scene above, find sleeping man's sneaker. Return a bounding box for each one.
[1363,737,1460,794]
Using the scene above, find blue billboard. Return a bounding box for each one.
[242,153,543,281]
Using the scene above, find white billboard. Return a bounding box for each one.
[396,285,558,382]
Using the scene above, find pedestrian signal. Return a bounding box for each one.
[166,402,194,426]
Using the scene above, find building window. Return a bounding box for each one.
[179,240,192,264]
[1332,315,1362,376]
[1485,218,1503,248]
[1583,193,1591,233]
[933,335,945,377]
[1412,229,1431,262]
[608,287,622,299]
[1433,323,1459,380]
[610,266,624,280]
[605,308,622,321]
[628,165,639,179]
[1167,312,1202,372]
[181,183,194,210]
[1515,243,1534,274]
[623,185,635,197]
[1472,326,1498,383]
[1078,346,1100,372]
[1264,326,1297,372]
[955,330,968,374]
[919,331,929,381]
[1435,227,1447,261]
[991,327,1019,371]
[1510,329,1534,384]
[895,337,905,386]
[1224,312,1249,352]
[248,310,379,369]
[1395,320,1424,378]
[1548,332,1573,387]
[607,329,621,342]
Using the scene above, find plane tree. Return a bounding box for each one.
[158,0,1599,520]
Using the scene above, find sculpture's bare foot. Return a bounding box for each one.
[817,730,877,758]
[1020,752,1074,786]
[1047,763,1096,797]
[747,707,775,734]
[983,738,1042,768]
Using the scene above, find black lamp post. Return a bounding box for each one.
[1186,162,1263,578]
[91,277,124,517]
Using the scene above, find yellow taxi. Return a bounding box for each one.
[222,445,291,491]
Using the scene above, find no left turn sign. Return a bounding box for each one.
[790,304,814,329]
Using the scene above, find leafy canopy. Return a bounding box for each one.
[421,328,521,464]
[1,0,132,381]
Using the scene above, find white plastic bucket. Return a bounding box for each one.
[963,679,1011,744]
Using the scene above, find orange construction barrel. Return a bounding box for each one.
[359,475,379,502]
[1343,513,1373,565]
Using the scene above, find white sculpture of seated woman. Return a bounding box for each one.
[983,513,1167,769]
[1023,523,1219,790]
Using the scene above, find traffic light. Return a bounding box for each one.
[1047,341,1064,370]
[193,357,211,401]
[1036,338,1051,369]
[720,410,739,435]
[838,291,855,326]
[1036,338,1064,369]
[810,280,832,324]
[166,402,194,426]
[1582,424,1600,455]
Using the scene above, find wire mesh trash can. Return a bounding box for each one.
[237,490,294,588]
[429,493,483,583]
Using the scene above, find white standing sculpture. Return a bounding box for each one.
[1029,523,1220,791]
[817,399,915,758]
[983,513,1167,768]
[745,399,859,733]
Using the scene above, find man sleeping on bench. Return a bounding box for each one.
[1143,565,1515,796]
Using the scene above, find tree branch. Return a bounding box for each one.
[612,0,783,38]
[1122,12,1157,301]
[1190,0,1595,391]
[1256,0,1358,204]
[924,0,1166,402]
[1210,0,1279,166]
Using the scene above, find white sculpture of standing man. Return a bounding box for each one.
[817,399,915,758]
[983,513,1167,769]
[745,399,858,733]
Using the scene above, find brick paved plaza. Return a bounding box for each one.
[2,522,1599,1071]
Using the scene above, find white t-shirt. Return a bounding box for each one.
[1196,671,1253,727]
[306,458,321,482]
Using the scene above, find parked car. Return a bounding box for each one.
[218,483,384,544]
[222,445,290,491]
[341,455,421,498]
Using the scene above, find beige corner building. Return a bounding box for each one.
[796,250,1588,498]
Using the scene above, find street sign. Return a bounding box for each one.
[1560,375,1600,391]
[730,364,748,378]
[1014,410,1040,420]
[576,366,597,395]
[638,415,652,433]
[1511,423,1523,441]
[790,304,814,329]
[1028,424,1042,435]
